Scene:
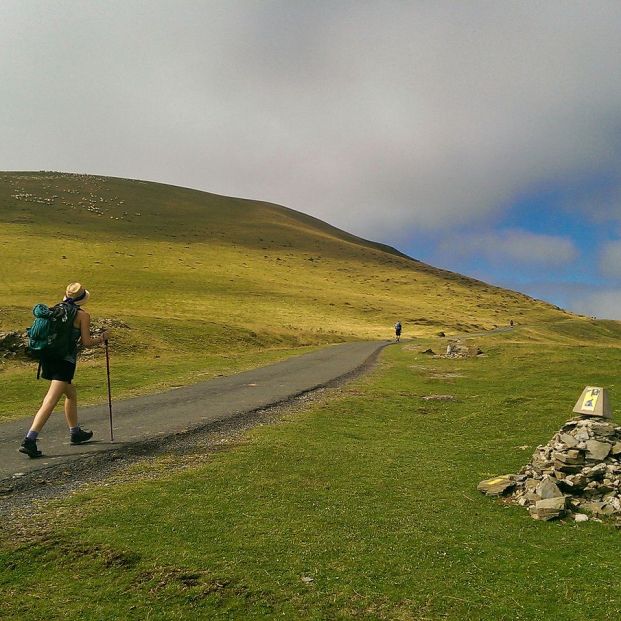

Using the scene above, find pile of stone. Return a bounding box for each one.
[478,416,621,521]
[0,331,27,359]
[444,340,483,358]
[0,319,129,360]
[79,318,130,358]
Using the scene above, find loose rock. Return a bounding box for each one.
[443,340,483,358]
[585,440,611,461]
[477,476,515,496]
[422,394,457,402]
[530,496,568,521]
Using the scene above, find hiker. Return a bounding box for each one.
[19,283,109,458]
[394,321,402,342]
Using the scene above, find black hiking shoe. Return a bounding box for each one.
[70,428,93,445]
[19,438,42,458]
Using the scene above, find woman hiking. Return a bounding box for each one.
[19,283,109,458]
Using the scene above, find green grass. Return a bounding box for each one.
[3,331,621,620]
[0,171,574,421]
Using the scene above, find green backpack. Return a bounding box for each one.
[27,302,78,361]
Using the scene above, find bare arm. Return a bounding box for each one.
[77,310,108,347]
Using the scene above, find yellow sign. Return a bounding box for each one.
[572,386,611,419]
[581,387,600,412]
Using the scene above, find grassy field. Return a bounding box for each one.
[0,171,572,421]
[2,326,621,620]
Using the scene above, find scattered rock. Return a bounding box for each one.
[585,440,611,461]
[581,501,614,516]
[421,348,435,355]
[421,394,457,402]
[0,319,130,361]
[559,433,578,448]
[0,330,28,358]
[443,340,483,358]
[536,476,563,499]
[529,496,568,521]
[477,476,515,496]
[428,372,465,380]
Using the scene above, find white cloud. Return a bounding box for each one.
[599,240,621,278]
[567,288,621,320]
[440,229,578,267]
[1,1,621,241]
[515,281,621,319]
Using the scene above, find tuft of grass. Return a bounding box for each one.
[3,334,621,620]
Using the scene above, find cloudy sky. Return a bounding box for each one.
[2,1,621,318]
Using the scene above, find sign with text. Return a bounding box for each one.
[572,386,611,419]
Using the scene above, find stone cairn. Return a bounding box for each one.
[478,416,621,522]
[0,318,129,361]
[445,340,484,358]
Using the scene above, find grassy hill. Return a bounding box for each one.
[1,171,573,418]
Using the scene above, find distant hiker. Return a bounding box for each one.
[394,321,402,342]
[510,320,514,327]
[19,283,109,458]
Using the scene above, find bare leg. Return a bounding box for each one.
[63,383,78,428]
[29,380,68,432]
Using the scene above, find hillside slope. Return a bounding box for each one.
[0,171,569,333]
[0,171,576,415]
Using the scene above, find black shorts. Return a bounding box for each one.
[40,357,76,383]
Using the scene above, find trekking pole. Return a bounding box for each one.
[104,339,114,442]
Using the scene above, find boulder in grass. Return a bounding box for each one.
[477,476,515,496]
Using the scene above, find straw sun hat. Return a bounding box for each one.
[64,282,90,305]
